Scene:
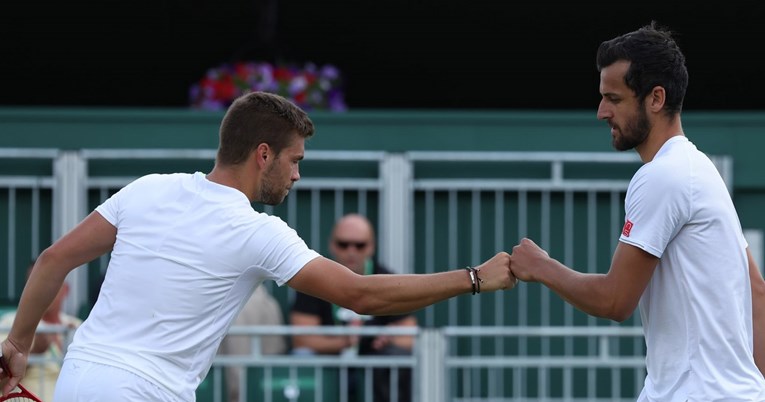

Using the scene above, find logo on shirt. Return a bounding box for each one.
[622,219,634,237]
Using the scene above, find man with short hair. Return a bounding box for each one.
[1,91,516,401]
[510,23,765,400]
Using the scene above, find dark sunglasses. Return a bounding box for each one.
[334,240,368,250]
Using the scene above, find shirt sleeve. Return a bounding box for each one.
[619,164,691,258]
[94,175,147,227]
[95,187,122,226]
[256,216,321,286]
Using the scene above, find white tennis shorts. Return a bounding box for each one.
[54,359,182,402]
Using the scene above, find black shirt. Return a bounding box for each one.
[290,261,413,356]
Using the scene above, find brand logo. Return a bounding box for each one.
[622,220,634,237]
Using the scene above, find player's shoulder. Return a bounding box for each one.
[630,161,688,199]
[129,172,191,187]
[252,213,296,234]
[634,143,693,185]
[109,173,185,197]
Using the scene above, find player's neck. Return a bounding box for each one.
[206,164,259,202]
[636,117,684,163]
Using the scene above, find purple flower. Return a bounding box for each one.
[190,61,347,112]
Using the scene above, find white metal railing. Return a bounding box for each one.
[0,325,645,401]
[3,147,737,401]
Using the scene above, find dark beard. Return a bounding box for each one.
[612,107,650,151]
[258,166,287,206]
[258,187,285,205]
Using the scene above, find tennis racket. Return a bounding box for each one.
[0,355,43,402]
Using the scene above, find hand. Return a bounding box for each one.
[372,334,391,350]
[472,252,517,292]
[510,238,550,282]
[0,338,28,397]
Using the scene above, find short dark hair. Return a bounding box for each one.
[596,21,688,115]
[216,91,315,166]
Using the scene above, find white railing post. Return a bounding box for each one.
[418,328,446,402]
[379,153,413,273]
[53,150,88,316]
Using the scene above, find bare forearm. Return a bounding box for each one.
[289,253,513,317]
[534,259,623,320]
[9,253,69,353]
[753,286,765,376]
[511,239,654,323]
[748,249,765,375]
[352,270,471,315]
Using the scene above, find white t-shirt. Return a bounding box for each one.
[619,136,765,401]
[65,172,320,401]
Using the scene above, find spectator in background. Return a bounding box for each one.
[0,260,81,401]
[290,213,416,402]
[218,285,287,402]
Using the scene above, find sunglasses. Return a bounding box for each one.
[334,240,368,250]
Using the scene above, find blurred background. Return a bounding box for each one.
[2,2,765,401]
[2,0,764,111]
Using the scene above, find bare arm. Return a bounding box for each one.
[748,247,765,376]
[289,312,353,354]
[510,238,657,322]
[1,211,116,395]
[287,252,514,316]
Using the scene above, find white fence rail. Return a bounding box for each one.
[0,148,734,400]
[0,325,646,401]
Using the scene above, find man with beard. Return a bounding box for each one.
[0,91,517,401]
[510,22,765,400]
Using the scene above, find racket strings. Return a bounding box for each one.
[0,385,39,402]
[0,360,43,402]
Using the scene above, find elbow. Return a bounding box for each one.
[343,289,389,316]
[332,285,373,316]
[30,248,59,275]
[345,295,377,316]
[602,300,636,323]
[337,276,387,316]
[34,246,69,277]
[35,247,55,265]
[608,309,634,323]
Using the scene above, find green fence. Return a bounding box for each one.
[0,108,763,401]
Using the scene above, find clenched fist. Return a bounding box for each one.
[472,252,518,291]
[510,238,551,283]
